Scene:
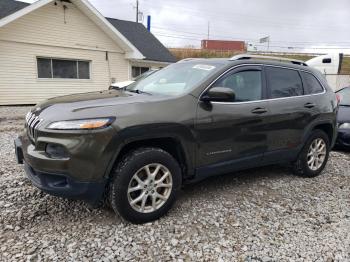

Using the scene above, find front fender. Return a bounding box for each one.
[102,123,197,180]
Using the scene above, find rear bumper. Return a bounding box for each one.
[336,129,350,148]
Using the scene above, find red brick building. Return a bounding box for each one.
[201,40,246,52]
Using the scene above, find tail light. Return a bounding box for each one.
[336,94,341,105]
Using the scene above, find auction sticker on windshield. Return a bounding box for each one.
[192,64,216,71]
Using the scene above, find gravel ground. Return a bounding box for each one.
[0,106,350,261]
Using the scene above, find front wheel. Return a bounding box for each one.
[292,130,330,177]
[109,147,181,224]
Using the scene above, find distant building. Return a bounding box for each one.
[201,40,246,52]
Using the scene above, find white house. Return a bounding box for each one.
[0,0,176,105]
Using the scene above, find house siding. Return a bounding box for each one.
[0,41,129,104]
[0,2,123,52]
[0,1,129,105]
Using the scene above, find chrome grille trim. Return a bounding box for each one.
[25,111,43,140]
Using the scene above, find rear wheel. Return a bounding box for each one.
[109,147,181,224]
[292,130,330,177]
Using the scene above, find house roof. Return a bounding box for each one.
[0,0,29,20]
[0,0,176,63]
[107,18,176,63]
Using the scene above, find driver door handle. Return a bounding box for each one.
[251,107,268,114]
[304,102,316,109]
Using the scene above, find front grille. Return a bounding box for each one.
[25,111,43,140]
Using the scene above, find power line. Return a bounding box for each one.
[152,23,350,47]
[142,1,349,32]
[152,27,350,47]
[155,33,350,50]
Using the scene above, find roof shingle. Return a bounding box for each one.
[0,0,29,20]
[107,18,176,63]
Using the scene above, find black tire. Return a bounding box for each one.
[108,147,182,224]
[292,129,330,177]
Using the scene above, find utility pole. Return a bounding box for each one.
[207,21,210,40]
[136,0,139,23]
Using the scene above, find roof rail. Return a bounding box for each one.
[178,58,202,62]
[230,54,308,66]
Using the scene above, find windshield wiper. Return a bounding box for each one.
[126,89,152,95]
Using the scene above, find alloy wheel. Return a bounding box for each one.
[127,163,173,213]
[307,138,327,171]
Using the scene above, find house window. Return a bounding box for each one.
[37,58,90,79]
[132,66,150,78]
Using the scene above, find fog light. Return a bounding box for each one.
[46,143,69,159]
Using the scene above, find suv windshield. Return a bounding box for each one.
[338,87,350,106]
[126,62,223,96]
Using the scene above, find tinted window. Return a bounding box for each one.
[52,59,77,79]
[266,67,303,98]
[78,61,90,79]
[132,66,150,78]
[37,58,90,79]
[322,58,331,64]
[213,70,262,102]
[37,58,52,78]
[301,72,323,94]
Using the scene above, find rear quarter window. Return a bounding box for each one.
[300,72,324,94]
[265,67,303,98]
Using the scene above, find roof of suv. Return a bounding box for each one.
[179,57,318,74]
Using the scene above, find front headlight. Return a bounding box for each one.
[47,118,114,130]
[339,123,350,129]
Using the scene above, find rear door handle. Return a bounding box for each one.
[304,102,316,109]
[251,107,268,114]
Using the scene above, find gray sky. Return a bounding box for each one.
[22,0,350,53]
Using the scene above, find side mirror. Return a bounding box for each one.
[201,87,235,102]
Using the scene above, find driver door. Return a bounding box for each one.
[195,65,270,176]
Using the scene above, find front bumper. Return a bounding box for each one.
[23,161,106,204]
[14,127,117,204]
[15,137,107,204]
[336,129,350,148]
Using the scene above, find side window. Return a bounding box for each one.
[265,67,303,98]
[300,72,324,94]
[132,66,150,78]
[213,70,262,102]
[37,58,90,79]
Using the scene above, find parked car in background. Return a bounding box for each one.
[336,86,350,148]
[306,53,343,75]
[15,54,338,224]
[109,69,159,90]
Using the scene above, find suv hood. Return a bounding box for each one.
[31,90,171,122]
[34,90,163,112]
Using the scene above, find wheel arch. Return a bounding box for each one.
[117,137,189,176]
[312,123,334,144]
[104,126,196,182]
[302,120,336,147]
